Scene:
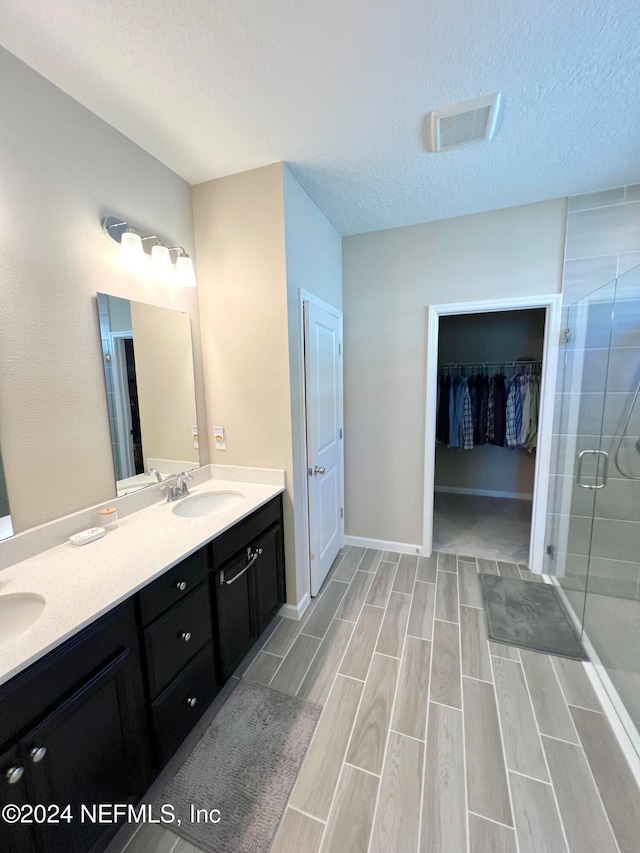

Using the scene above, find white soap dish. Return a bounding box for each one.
[69,527,106,546]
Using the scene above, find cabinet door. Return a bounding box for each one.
[214,549,257,681]
[253,524,285,635]
[25,648,147,853]
[0,744,37,853]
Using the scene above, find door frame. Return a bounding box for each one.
[423,293,562,571]
[298,289,344,598]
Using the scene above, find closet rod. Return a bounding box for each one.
[439,360,541,367]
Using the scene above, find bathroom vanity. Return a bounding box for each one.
[0,477,285,853]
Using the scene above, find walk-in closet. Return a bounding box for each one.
[433,308,546,563]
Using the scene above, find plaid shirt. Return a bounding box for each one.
[506,376,524,447]
[462,381,474,450]
[486,377,495,441]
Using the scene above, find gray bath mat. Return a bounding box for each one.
[480,575,587,660]
[156,679,321,853]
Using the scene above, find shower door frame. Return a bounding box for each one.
[423,293,563,571]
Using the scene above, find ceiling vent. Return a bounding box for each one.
[425,93,502,152]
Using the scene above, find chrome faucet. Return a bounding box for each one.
[146,467,163,483]
[166,471,193,502]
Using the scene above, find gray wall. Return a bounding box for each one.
[342,199,566,546]
[436,310,545,498]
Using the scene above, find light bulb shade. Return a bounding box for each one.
[151,244,172,278]
[175,254,197,288]
[120,230,143,268]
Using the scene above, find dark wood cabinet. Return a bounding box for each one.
[0,492,285,853]
[254,523,285,635]
[212,495,285,681]
[141,575,220,767]
[143,582,212,698]
[26,649,147,853]
[0,743,37,853]
[0,602,149,853]
[213,546,258,681]
[151,642,217,766]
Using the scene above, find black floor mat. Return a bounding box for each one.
[480,575,587,660]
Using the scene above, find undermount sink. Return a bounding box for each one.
[172,491,245,518]
[0,593,46,646]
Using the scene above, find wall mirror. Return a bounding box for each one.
[97,294,200,497]
[0,445,13,541]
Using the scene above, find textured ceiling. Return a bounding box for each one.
[2,0,639,235]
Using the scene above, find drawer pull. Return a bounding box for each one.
[30,747,47,764]
[179,631,192,642]
[220,547,264,586]
[175,580,188,591]
[6,766,24,785]
[186,696,198,708]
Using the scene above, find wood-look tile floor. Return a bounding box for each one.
[119,546,640,853]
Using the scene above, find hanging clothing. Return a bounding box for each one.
[462,381,474,450]
[475,375,488,445]
[436,366,540,452]
[436,375,450,444]
[520,376,531,445]
[490,375,507,447]
[448,376,464,449]
[505,375,524,448]
[524,375,540,452]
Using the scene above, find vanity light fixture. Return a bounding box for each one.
[170,247,197,288]
[102,216,197,287]
[150,243,172,278]
[119,228,144,268]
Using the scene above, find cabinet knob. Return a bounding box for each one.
[30,747,47,764]
[186,697,197,708]
[175,581,187,591]
[6,766,24,785]
[180,631,192,642]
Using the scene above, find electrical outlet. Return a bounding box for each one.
[213,426,226,450]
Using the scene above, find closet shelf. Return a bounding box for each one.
[439,360,541,372]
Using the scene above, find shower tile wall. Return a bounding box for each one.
[563,184,640,304]
[546,185,640,600]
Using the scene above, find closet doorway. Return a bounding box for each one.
[423,295,562,571]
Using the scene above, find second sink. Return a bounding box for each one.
[0,593,46,646]
[172,491,245,518]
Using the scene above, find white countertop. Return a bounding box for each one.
[0,476,284,688]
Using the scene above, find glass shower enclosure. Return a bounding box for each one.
[545,263,640,754]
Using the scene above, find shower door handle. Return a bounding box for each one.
[576,449,609,489]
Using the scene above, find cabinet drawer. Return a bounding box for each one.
[138,548,208,626]
[151,643,216,766]
[144,583,211,698]
[211,495,282,567]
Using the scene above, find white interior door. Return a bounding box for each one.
[304,300,344,596]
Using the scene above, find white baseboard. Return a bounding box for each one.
[279,593,310,621]
[435,485,533,501]
[344,535,425,556]
[550,576,640,787]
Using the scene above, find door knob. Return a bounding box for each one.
[314,466,326,475]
